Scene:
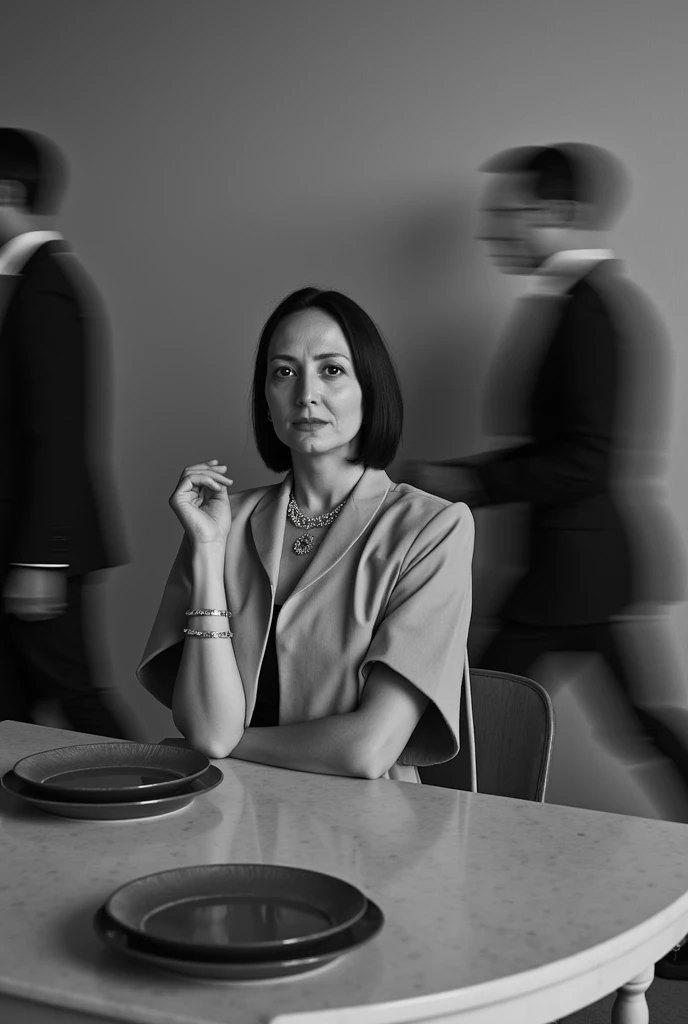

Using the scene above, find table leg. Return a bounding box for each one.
[611,964,654,1024]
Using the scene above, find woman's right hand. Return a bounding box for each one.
[169,460,234,547]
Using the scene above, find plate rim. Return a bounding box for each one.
[94,898,384,976]
[105,862,369,955]
[12,741,210,800]
[1,765,222,818]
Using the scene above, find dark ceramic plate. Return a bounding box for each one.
[0,765,223,820]
[94,899,384,981]
[105,864,368,957]
[13,742,210,802]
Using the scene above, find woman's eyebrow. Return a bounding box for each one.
[269,352,351,362]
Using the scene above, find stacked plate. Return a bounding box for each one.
[94,864,384,980]
[1,742,223,820]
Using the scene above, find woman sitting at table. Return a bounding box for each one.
[137,287,474,782]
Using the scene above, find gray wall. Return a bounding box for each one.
[3,0,688,815]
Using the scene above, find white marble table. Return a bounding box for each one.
[1,722,688,1024]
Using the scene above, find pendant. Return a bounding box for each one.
[293,533,315,555]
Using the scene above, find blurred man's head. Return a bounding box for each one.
[476,143,630,274]
[0,128,68,242]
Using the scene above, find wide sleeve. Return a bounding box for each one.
[360,501,474,766]
[136,538,193,708]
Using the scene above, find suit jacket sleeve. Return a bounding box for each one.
[360,501,474,766]
[9,261,89,565]
[470,291,619,507]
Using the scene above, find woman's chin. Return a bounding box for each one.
[290,436,327,451]
[288,438,358,461]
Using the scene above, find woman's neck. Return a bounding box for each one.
[290,456,366,516]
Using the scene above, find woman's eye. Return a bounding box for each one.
[274,366,294,378]
[323,365,344,377]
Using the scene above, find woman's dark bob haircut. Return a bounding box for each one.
[252,287,403,473]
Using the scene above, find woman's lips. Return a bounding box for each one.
[292,421,327,431]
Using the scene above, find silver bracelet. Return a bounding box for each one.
[185,608,231,618]
[183,627,233,639]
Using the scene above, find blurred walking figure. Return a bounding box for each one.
[0,127,130,736]
[402,143,688,823]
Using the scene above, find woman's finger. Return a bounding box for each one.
[174,473,231,494]
[178,469,233,487]
[181,465,232,478]
[183,460,227,473]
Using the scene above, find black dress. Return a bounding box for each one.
[249,605,281,727]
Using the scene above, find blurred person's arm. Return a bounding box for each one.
[400,461,488,505]
[9,266,84,568]
[405,297,618,509]
[2,567,68,620]
[2,265,82,619]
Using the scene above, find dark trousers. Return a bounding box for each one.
[478,619,688,788]
[0,574,126,738]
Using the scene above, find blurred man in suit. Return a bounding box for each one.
[403,143,688,795]
[0,127,129,736]
[404,142,688,975]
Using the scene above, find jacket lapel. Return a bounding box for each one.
[249,473,292,591]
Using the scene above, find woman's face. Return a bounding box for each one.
[265,309,364,464]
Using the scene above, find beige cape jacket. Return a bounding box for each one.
[137,468,474,782]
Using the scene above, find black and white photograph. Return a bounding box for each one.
[1,3,688,1023]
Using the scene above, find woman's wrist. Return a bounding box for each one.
[191,541,226,570]
[190,543,227,609]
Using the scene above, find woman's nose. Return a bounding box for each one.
[296,373,319,405]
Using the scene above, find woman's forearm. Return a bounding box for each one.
[229,662,429,779]
[228,712,378,779]
[171,544,246,758]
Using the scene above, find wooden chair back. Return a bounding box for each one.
[420,668,555,802]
